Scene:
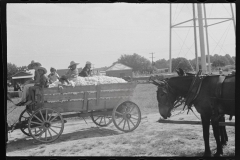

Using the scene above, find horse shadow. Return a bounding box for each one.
[6,126,122,153]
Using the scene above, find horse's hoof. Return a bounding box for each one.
[214,152,223,157]
[203,152,212,157]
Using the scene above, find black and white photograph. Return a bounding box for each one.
[6,2,235,157]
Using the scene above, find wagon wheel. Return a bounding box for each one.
[28,108,64,143]
[112,101,141,132]
[90,111,113,127]
[19,109,32,136]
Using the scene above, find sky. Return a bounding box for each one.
[7,3,236,73]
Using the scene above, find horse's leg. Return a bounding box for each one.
[201,114,211,157]
[219,115,228,146]
[211,115,223,156]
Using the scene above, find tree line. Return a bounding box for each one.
[116,53,235,73]
[7,53,235,79]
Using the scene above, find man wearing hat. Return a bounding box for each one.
[48,67,60,84]
[16,60,42,106]
[27,66,49,104]
[60,61,79,83]
[79,61,92,77]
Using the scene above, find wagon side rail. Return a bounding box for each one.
[33,83,137,113]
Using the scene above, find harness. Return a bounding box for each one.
[183,70,206,111]
[211,75,234,120]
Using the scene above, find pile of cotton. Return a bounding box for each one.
[48,76,127,88]
[74,76,127,86]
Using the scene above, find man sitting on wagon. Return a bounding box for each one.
[27,66,49,105]
[16,60,41,106]
[59,61,79,85]
[79,61,92,77]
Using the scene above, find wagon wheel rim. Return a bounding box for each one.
[28,108,64,143]
[19,109,32,136]
[90,111,113,127]
[112,101,141,132]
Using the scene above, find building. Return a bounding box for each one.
[106,63,133,78]
[56,68,82,77]
[11,71,34,84]
[11,71,35,91]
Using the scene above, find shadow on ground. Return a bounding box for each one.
[6,127,122,153]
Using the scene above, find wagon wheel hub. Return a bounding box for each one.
[126,114,131,119]
[44,122,51,128]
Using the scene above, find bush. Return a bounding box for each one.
[223,68,229,72]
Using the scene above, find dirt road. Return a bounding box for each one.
[6,110,235,157]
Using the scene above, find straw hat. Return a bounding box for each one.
[50,67,57,72]
[27,60,41,69]
[37,66,47,74]
[68,61,79,68]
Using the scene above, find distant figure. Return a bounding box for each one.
[15,82,22,91]
[219,68,223,75]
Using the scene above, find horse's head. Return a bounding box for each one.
[150,76,178,119]
[150,74,194,119]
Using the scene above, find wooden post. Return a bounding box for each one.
[192,4,199,73]
[169,3,172,73]
[203,4,211,74]
[197,3,207,74]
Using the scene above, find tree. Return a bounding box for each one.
[172,57,193,72]
[17,66,28,72]
[7,63,28,79]
[7,63,18,79]
[225,54,235,65]
[155,59,169,69]
[212,59,226,67]
[117,53,152,73]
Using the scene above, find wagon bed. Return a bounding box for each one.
[9,83,141,143]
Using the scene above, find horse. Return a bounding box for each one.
[150,69,235,157]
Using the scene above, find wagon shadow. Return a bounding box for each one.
[6,127,122,153]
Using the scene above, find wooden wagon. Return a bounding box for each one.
[9,83,141,143]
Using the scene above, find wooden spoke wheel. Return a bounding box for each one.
[112,101,141,132]
[90,111,113,127]
[19,109,32,136]
[28,108,64,143]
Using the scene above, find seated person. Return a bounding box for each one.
[65,61,79,81]
[16,60,41,106]
[48,67,59,84]
[79,61,92,77]
[27,67,49,104]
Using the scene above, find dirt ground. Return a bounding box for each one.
[6,109,235,157]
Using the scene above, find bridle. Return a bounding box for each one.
[150,77,185,111]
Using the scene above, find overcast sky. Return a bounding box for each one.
[7,3,235,73]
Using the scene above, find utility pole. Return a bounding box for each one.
[197,3,207,74]
[149,52,155,67]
